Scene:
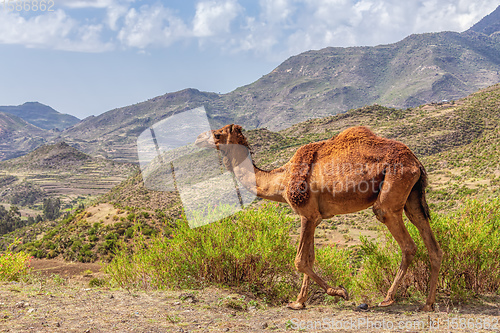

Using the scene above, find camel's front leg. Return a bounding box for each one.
[288,274,310,310]
[287,216,348,310]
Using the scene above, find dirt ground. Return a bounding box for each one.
[0,259,499,332]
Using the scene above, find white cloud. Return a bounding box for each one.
[193,0,242,37]
[107,3,129,30]
[0,0,496,57]
[57,0,127,9]
[0,10,113,52]
[232,0,499,59]
[117,4,190,48]
[259,0,295,25]
[58,0,132,30]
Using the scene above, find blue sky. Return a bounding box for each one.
[0,0,497,119]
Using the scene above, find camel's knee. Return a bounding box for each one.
[430,247,443,269]
[403,242,417,263]
[294,258,309,273]
[372,205,385,222]
[437,247,443,262]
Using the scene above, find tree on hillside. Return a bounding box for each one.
[43,198,61,221]
[0,205,22,235]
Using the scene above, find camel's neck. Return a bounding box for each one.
[251,164,287,203]
[225,148,287,203]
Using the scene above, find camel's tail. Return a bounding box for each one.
[407,164,431,221]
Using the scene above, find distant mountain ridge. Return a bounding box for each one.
[0,102,80,130]
[1,6,500,163]
[468,5,500,36]
[0,111,51,160]
[51,6,500,162]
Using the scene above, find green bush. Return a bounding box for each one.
[357,197,500,303]
[102,197,500,306]
[89,277,107,287]
[315,244,356,292]
[106,203,300,303]
[0,239,31,281]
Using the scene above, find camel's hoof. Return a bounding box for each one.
[378,299,395,307]
[418,304,434,312]
[287,302,306,310]
[327,286,349,300]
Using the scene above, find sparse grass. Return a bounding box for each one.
[89,277,108,287]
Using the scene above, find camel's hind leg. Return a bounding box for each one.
[372,175,418,307]
[404,189,443,311]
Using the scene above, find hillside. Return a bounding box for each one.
[39,6,500,163]
[15,83,500,262]
[111,83,500,217]
[0,102,80,130]
[0,142,137,213]
[229,30,500,130]
[0,111,52,161]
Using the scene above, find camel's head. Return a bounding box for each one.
[194,124,249,150]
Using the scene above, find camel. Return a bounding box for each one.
[194,124,443,311]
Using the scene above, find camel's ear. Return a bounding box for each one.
[229,124,242,133]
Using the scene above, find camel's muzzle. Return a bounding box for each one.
[194,130,216,148]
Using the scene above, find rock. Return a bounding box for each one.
[261,322,269,329]
[55,322,61,327]
[179,293,197,303]
[15,302,28,308]
[109,295,114,299]
[355,303,369,312]
[27,308,36,314]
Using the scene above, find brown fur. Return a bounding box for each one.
[195,125,443,311]
[287,142,325,206]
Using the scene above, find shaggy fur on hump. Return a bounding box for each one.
[287,141,325,206]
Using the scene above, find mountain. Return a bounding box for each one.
[0,111,52,160]
[102,82,500,214]
[52,7,500,162]
[225,30,500,129]
[0,102,80,130]
[468,5,500,36]
[57,88,220,162]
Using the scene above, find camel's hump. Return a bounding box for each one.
[333,126,377,142]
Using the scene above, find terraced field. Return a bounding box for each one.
[0,142,137,212]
